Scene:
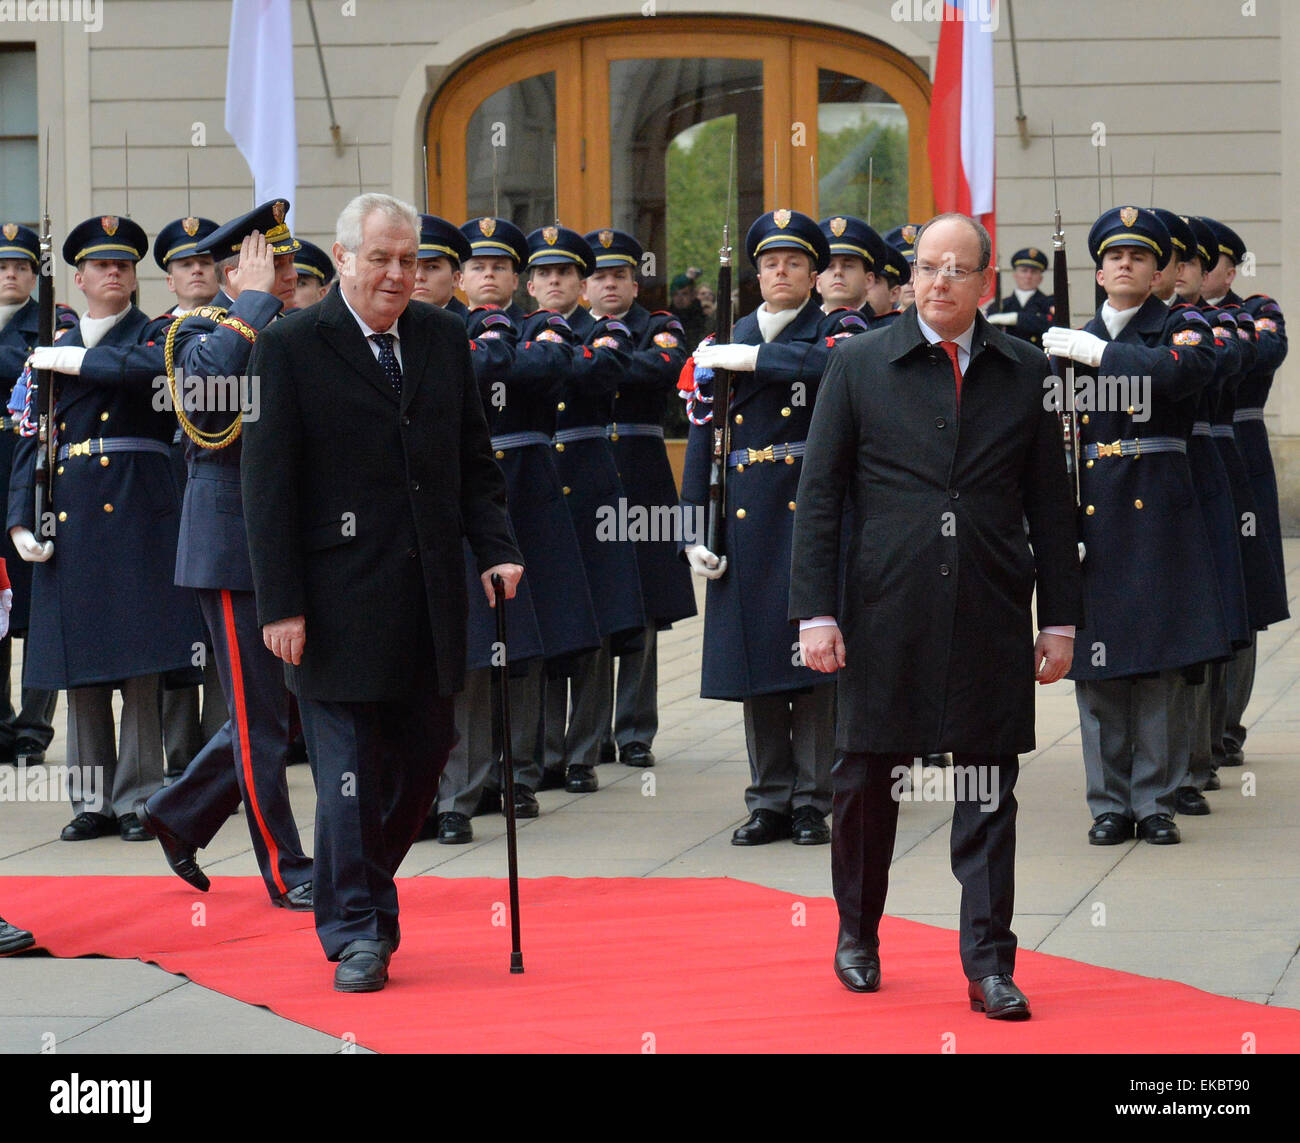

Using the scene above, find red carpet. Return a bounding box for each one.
[5,875,1299,1053]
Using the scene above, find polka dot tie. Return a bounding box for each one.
[370,332,403,397]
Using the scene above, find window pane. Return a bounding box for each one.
[610,57,763,316]
[0,47,38,226]
[817,69,908,233]
[465,72,556,233]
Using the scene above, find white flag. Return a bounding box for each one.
[225,0,297,227]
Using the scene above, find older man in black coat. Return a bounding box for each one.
[242,194,523,992]
[791,213,1083,1020]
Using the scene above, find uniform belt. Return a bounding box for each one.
[1081,436,1186,460]
[554,426,610,445]
[727,440,806,469]
[1210,425,1237,440]
[606,422,664,440]
[490,431,552,451]
[1233,407,1266,423]
[57,436,172,462]
[1191,421,1213,437]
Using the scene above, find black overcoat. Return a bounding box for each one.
[790,307,1083,754]
[240,289,522,702]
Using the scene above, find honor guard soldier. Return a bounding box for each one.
[1151,210,1250,815]
[985,247,1054,346]
[151,215,228,779]
[413,215,471,319]
[815,215,887,337]
[1199,217,1290,770]
[133,200,314,906]
[1043,206,1227,846]
[445,217,600,817]
[526,224,646,793]
[0,223,76,767]
[291,239,334,309]
[9,215,204,841]
[883,222,920,310]
[583,227,698,768]
[682,209,838,846]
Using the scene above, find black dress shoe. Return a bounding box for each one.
[1087,813,1134,846]
[834,929,880,992]
[138,803,210,891]
[1137,814,1180,844]
[598,740,617,765]
[15,738,46,766]
[1174,786,1210,816]
[1221,747,1245,767]
[474,787,502,816]
[437,812,474,844]
[334,939,392,993]
[537,768,567,791]
[565,765,598,793]
[730,808,792,846]
[274,882,313,910]
[620,742,655,768]
[1204,770,1221,791]
[969,973,1031,1020]
[117,812,149,842]
[60,812,116,841]
[0,916,35,955]
[511,785,539,819]
[922,753,952,768]
[791,805,831,845]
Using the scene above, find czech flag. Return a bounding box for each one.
[927,0,997,278]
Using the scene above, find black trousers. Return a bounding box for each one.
[0,633,57,754]
[148,589,311,900]
[298,658,455,961]
[832,751,1020,980]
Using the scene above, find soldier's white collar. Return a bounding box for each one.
[1013,288,1035,306]
[0,301,22,331]
[1100,300,1141,340]
[79,304,132,348]
[756,297,808,343]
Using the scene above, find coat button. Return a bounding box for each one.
[410,479,420,491]
[555,442,565,452]
[939,563,950,575]
[407,548,417,559]
[949,488,959,499]
[787,501,796,511]
[100,411,109,421]
[610,432,619,441]
[563,486,571,495]
[785,455,794,464]
[103,503,113,513]
[1127,406,1135,415]
[734,414,743,424]
[1134,499,1143,509]
[57,465,64,475]
[615,391,620,399]
[736,508,746,519]
[935,417,946,429]
[557,402,566,411]
[1081,414,1090,424]
[58,511,67,522]
[1086,459,1094,468]
[402,416,411,427]
[736,463,744,472]
[781,406,791,417]
[100,456,110,467]
[60,421,66,431]
[1086,505,1095,515]
[495,450,505,459]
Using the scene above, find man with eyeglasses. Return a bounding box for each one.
[792,212,1082,1020]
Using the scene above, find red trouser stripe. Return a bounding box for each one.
[222,589,287,895]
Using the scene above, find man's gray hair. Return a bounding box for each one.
[916,212,993,270]
[335,193,419,253]
[214,252,239,284]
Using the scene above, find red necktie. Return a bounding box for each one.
[939,340,963,406]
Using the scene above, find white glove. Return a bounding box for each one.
[10,527,53,563]
[1042,327,1107,367]
[693,343,760,373]
[0,588,10,640]
[986,312,1017,326]
[685,544,728,580]
[29,345,88,375]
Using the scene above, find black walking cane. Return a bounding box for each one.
[492,573,525,974]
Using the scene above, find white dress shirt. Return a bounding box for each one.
[340,287,403,369]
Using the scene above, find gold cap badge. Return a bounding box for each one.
[479,218,496,238]
[2,223,16,241]
[272,200,287,225]
[598,229,614,248]
[182,217,200,237]
[101,216,119,237]
[829,217,847,237]
[1028,247,1039,259]
[1120,206,1138,228]
[543,226,558,246]
[901,224,918,244]
[773,209,791,229]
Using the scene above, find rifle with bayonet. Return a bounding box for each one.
[1049,123,1081,509]
[32,132,56,533]
[706,135,736,559]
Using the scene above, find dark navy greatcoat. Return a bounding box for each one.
[789,308,1083,754]
[1210,301,1288,631]
[6,306,203,688]
[553,305,646,649]
[1238,293,1288,588]
[603,303,696,628]
[681,296,842,700]
[1188,304,1250,650]
[0,297,77,631]
[987,288,1054,347]
[1068,297,1230,681]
